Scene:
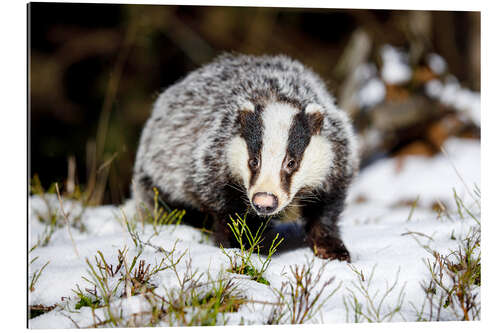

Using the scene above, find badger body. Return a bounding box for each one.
[133,54,358,261]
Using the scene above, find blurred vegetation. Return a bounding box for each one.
[29,3,480,205]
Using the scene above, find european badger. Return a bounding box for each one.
[132,54,358,261]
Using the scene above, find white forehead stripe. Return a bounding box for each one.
[250,102,298,210]
[261,102,298,154]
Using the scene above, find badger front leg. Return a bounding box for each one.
[213,213,234,248]
[302,200,351,262]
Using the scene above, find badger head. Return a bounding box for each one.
[226,100,334,216]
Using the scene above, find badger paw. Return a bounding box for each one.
[309,237,351,262]
[313,244,351,262]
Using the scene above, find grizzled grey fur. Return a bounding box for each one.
[132,54,358,261]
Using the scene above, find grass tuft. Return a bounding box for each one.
[343,264,406,323]
[411,188,481,321]
[66,229,249,327]
[221,213,283,285]
[268,258,340,324]
[30,175,87,247]
[28,250,50,294]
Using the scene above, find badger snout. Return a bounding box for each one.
[252,192,278,215]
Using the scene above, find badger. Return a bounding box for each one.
[132,54,358,261]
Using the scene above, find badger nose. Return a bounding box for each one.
[252,192,278,215]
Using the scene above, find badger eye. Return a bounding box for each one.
[248,157,260,170]
[287,159,296,170]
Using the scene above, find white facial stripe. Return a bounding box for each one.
[290,135,334,195]
[226,136,250,188]
[250,102,298,210]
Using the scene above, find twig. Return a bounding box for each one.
[55,183,80,257]
[97,151,119,174]
[401,230,434,241]
[61,311,81,328]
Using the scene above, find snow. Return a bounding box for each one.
[427,53,447,75]
[354,62,378,82]
[425,76,481,127]
[353,62,386,109]
[28,137,480,327]
[380,45,412,85]
[355,46,480,129]
[357,78,386,108]
[349,138,480,208]
[425,79,444,98]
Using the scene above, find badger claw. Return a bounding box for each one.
[313,244,351,262]
[308,234,351,262]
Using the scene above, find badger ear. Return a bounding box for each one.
[304,103,324,135]
[240,101,255,113]
[305,103,322,115]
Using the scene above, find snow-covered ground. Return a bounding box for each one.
[28,137,480,328]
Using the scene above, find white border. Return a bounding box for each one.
[2,1,497,333]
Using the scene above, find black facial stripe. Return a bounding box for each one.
[238,106,263,187]
[281,111,313,194]
[287,111,312,158]
[249,155,261,187]
[280,170,292,195]
[239,106,263,155]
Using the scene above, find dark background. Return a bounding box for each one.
[28,3,480,205]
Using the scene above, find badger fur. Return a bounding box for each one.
[132,54,358,261]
